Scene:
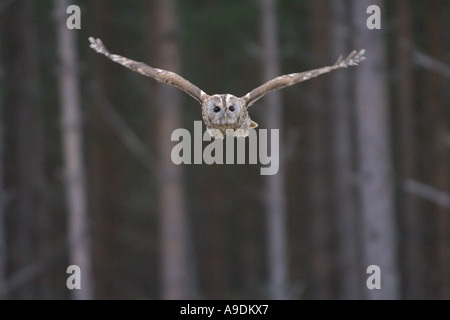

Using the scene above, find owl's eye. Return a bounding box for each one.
[229,106,235,112]
[213,106,221,113]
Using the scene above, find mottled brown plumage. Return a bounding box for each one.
[242,50,366,107]
[89,37,365,139]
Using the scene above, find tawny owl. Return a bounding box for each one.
[89,37,365,139]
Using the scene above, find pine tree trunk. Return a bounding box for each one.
[427,0,450,300]
[154,0,194,300]
[241,204,259,298]
[0,21,6,300]
[396,0,424,299]
[203,176,228,299]
[22,1,51,300]
[308,0,335,300]
[331,0,360,300]
[89,0,123,299]
[352,0,399,300]
[261,0,288,300]
[4,0,46,299]
[56,0,93,300]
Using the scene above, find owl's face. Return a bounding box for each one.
[201,94,255,139]
[204,94,245,127]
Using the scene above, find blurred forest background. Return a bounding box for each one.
[0,0,449,300]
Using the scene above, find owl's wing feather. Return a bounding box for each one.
[242,49,366,107]
[89,37,209,104]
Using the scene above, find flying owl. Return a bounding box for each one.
[89,37,365,139]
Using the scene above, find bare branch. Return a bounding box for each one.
[413,51,450,78]
[0,263,42,297]
[1,234,70,298]
[91,83,156,173]
[404,179,450,209]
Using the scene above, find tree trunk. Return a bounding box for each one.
[396,0,424,300]
[153,0,194,300]
[0,22,6,300]
[241,203,260,298]
[331,0,360,300]
[203,174,228,299]
[56,0,93,300]
[308,0,334,300]
[23,1,52,300]
[89,0,123,299]
[427,0,449,300]
[260,0,288,300]
[3,0,46,299]
[352,0,399,300]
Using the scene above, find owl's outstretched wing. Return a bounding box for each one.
[89,37,210,104]
[241,49,366,107]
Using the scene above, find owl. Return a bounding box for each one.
[89,37,365,139]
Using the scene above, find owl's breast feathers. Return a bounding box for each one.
[204,113,253,139]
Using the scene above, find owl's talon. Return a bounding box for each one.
[233,129,249,138]
[207,129,224,140]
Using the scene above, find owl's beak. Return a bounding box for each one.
[223,113,228,120]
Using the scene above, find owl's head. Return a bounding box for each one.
[201,94,258,139]
[203,94,245,127]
